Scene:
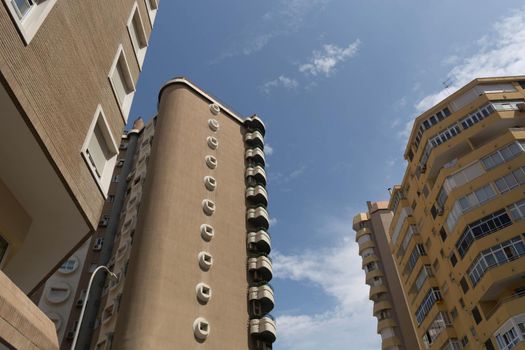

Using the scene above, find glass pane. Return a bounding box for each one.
[12,0,32,19]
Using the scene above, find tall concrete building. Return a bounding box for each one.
[388,76,525,350]
[0,0,158,347]
[35,78,276,349]
[353,201,420,350]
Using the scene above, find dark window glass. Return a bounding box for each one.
[472,307,482,324]
[460,278,469,293]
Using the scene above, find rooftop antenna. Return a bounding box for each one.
[442,77,454,89]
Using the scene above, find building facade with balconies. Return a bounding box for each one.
[0,1,158,348]
[388,76,525,350]
[32,78,276,349]
[354,201,420,350]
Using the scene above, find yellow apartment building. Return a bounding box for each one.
[387,76,525,350]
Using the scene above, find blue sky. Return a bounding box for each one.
[130,2,525,349]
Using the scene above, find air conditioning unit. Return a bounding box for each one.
[517,103,525,112]
[76,298,84,307]
[436,206,444,216]
[418,164,427,174]
[93,243,103,251]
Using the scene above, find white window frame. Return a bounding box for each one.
[126,2,148,69]
[3,0,57,45]
[144,0,158,26]
[108,45,136,122]
[81,105,119,198]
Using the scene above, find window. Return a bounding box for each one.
[3,0,57,44]
[0,235,8,266]
[460,277,469,294]
[422,312,452,348]
[456,209,512,258]
[467,236,525,286]
[507,200,525,221]
[404,244,426,276]
[461,335,469,347]
[416,288,442,325]
[440,227,448,242]
[81,105,119,196]
[472,307,482,324]
[450,307,458,320]
[127,3,148,68]
[109,46,136,122]
[144,0,158,25]
[482,141,525,171]
[484,339,495,350]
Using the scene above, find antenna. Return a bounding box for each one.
[442,77,454,89]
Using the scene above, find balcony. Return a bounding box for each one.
[249,284,275,314]
[377,318,396,333]
[246,148,266,167]
[245,131,264,148]
[362,254,379,268]
[381,336,401,350]
[365,269,383,286]
[247,207,270,229]
[248,255,273,281]
[247,230,271,254]
[352,212,370,231]
[245,115,266,136]
[246,165,267,186]
[373,300,392,316]
[369,284,388,300]
[250,316,276,343]
[246,186,268,207]
[355,227,371,241]
[358,240,375,255]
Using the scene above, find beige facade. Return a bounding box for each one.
[112,78,275,349]
[354,201,420,350]
[0,0,158,348]
[34,78,276,349]
[388,77,525,350]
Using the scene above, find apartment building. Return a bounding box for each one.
[0,0,158,347]
[34,78,276,349]
[354,201,420,350]
[388,77,525,350]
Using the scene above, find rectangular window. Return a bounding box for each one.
[415,288,442,325]
[109,46,136,122]
[3,0,57,44]
[472,307,482,324]
[127,3,148,68]
[144,0,158,25]
[81,105,119,197]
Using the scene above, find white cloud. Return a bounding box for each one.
[265,144,274,155]
[269,217,278,226]
[262,75,299,93]
[416,8,525,112]
[273,209,380,350]
[299,39,361,77]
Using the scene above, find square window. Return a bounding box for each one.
[109,46,136,122]
[81,105,119,197]
[127,3,148,68]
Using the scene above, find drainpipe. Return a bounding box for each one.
[74,118,144,349]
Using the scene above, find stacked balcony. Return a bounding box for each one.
[244,116,275,347]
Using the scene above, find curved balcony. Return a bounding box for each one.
[245,131,264,148]
[247,207,270,229]
[247,230,271,254]
[369,284,388,300]
[245,147,265,167]
[373,300,392,316]
[249,316,276,343]
[246,165,267,186]
[358,240,375,255]
[353,212,370,231]
[246,186,268,207]
[355,227,372,241]
[377,318,397,333]
[248,256,273,281]
[381,336,401,350]
[249,284,275,314]
[361,254,379,268]
[245,115,266,136]
[366,269,384,285]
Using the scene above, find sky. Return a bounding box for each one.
[129,2,525,349]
